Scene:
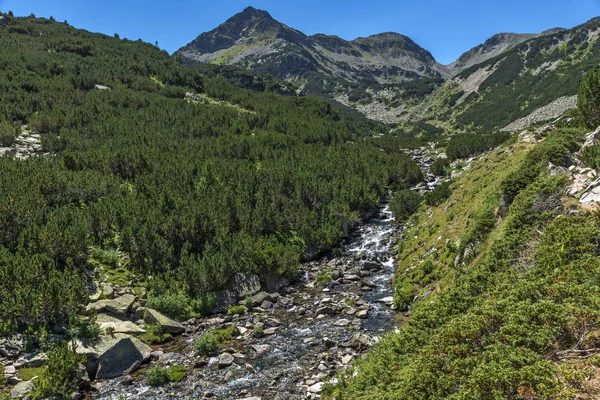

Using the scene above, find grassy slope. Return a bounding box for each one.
[326,126,600,399]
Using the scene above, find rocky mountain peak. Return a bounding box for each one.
[447,32,537,74]
[178,6,303,56]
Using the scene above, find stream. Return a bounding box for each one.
[93,146,437,400]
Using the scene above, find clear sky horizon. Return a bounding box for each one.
[1,0,599,64]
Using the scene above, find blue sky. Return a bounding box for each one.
[1,0,599,64]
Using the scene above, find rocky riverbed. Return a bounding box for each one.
[1,146,442,400]
[91,202,404,400]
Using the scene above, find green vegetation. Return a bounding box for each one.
[423,181,452,206]
[0,15,422,331]
[146,364,187,387]
[500,128,583,203]
[327,120,598,399]
[315,270,333,283]
[430,157,450,176]
[194,333,219,356]
[389,190,421,222]
[31,342,80,400]
[146,294,192,321]
[227,305,246,315]
[139,324,172,345]
[17,367,46,381]
[576,68,600,129]
[445,131,511,160]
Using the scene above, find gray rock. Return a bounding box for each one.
[133,306,146,321]
[228,272,261,298]
[101,283,115,299]
[250,344,271,357]
[86,299,111,313]
[362,261,381,271]
[307,382,323,393]
[105,294,136,315]
[76,333,152,379]
[22,353,47,368]
[94,84,111,90]
[10,380,34,399]
[316,306,336,315]
[0,335,25,358]
[99,320,146,335]
[143,308,185,334]
[251,292,270,305]
[214,290,238,313]
[218,352,235,368]
[376,296,394,305]
[264,271,290,292]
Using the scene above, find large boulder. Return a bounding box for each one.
[105,294,136,315]
[143,308,185,334]
[97,312,146,335]
[10,380,34,399]
[228,272,261,298]
[0,335,25,359]
[76,333,152,380]
[213,290,238,313]
[218,352,234,368]
[263,272,290,293]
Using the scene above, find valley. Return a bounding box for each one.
[1,6,600,400]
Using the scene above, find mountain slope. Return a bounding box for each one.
[0,13,423,333]
[177,9,599,130]
[176,7,446,97]
[397,17,600,131]
[326,120,600,399]
[446,32,540,74]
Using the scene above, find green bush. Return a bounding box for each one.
[0,121,18,147]
[146,365,168,387]
[424,182,452,206]
[394,281,417,311]
[581,143,600,169]
[166,365,187,382]
[227,305,246,316]
[30,342,80,400]
[146,294,191,321]
[501,128,583,203]
[194,333,219,356]
[431,157,450,176]
[445,132,511,161]
[390,190,422,222]
[145,364,187,387]
[315,270,333,283]
[577,68,600,129]
[139,324,172,345]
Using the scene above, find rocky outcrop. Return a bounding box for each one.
[501,95,578,132]
[229,272,261,298]
[143,308,185,334]
[76,333,152,379]
[0,127,48,160]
